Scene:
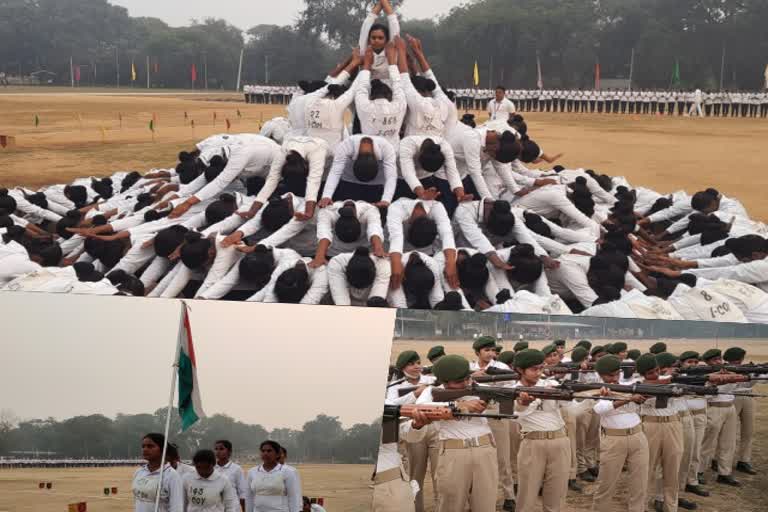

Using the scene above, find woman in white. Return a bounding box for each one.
[132,433,183,512]
[327,247,391,307]
[245,440,302,512]
[358,0,400,83]
[183,449,239,512]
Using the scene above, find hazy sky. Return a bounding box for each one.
[110,0,467,30]
[0,292,395,430]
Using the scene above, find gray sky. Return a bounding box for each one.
[110,0,467,30]
[0,292,395,430]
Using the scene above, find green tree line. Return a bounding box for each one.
[0,0,766,90]
[0,408,381,464]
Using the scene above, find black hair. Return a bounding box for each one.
[407,216,438,249]
[91,177,114,200]
[282,151,309,191]
[327,84,349,99]
[602,231,632,255]
[411,76,436,94]
[418,139,445,173]
[506,244,543,284]
[346,247,376,289]
[370,79,393,101]
[143,433,167,450]
[592,285,622,305]
[298,80,328,94]
[366,296,390,307]
[192,449,216,466]
[495,132,521,164]
[508,114,527,138]
[403,254,435,310]
[260,440,281,453]
[570,184,595,218]
[274,266,311,304]
[353,153,379,183]
[246,175,265,197]
[31,241,63,267]
[204,163,225,183]
[2,225,26,244]
[434,290,463,310]
[118,274,145,296]
[166,443,180,461]
[519,140,541,163]
[134,193,155,212]
[180,232,212,269]
[486,200,515,236]
[154,225,188,258]
[700,227,729,246]
[144,209,171,222]
[458,252,489,291]
[523,211,552,239]
[647,196,673,216]
[726,235,767,260]
[691,191,717,212]
[711,244,732,258]
[0,215,13,230]
[239,245,275,288]
[73,262,103,282]
[177,160,201,185]
[262,198,293,232]
[64,185,88,208]
[0,189,18,215]
[214,440,233,452]
[55,210,83,239]
[687,213,724,235]
[25,191,49,210]
[588,250,628,291]
[120,171,142,193]
[369,22,390,42]
[495,85,506,92]
[460,113,476,128]
[205,194,237,226]
[335,206,362,243]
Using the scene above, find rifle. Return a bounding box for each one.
[672,373,768,387]
[395,372,522,397]
[551,361,637,379]
[382,404,517,443]
[432,384,620,415]
[560,381,768,409]
[679,364,768,376]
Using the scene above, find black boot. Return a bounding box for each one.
[654,500,664,512]
[716,474,741,487]
[711,460,719,472]
[735,461,757,475]
[685,484,710,497]
[578,470,596,482]
[697,472,706,485]
[568,479,583,492]
[502,499,516,511]
[678,498,698,510]
[588,466,600,478]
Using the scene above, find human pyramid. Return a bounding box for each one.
[3,0,768,323]
[378,339,766,512]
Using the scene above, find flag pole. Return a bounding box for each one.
[719,45,726,91]
[628,48,635,91]
[147,55,151,89]
[153,302,185,512]
[236,48,244,93]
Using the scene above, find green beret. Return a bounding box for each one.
[602,343,614,354]
[498,351,516,365]
[513,341,529,352]
[514,349,545,370]
[396,351,420,371]
[701,348,722,362]
[541,344,557,356]
[627,349,641,361]
[572,347,588,363]
[553,339,566,347]
[649,342,667,354]
[590,345,605,357]
[679,351,700,362]
[608,342,628,354]
[595,355,621,375]
[494,345,504,353]
[636,353,659,375]
[427,345,446,362]
[575,340,592,350]
[656,352,678,369]
[433,355,471,383]
[723,347,746,362]
[473,335,497,352]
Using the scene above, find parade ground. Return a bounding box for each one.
[2,88,768,221]
[0,464,372,512]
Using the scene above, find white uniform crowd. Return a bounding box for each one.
[0,458,142,468]
[3,2,768,324]
[245,85,768,119]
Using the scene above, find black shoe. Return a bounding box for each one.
[578,471,596,482]
[514,484,518,495]
[678,498,698,510]
[716,474,741,487]
[654,500,664,512]
[568,479,583,492]
[736,462,757,475]
[588,466,600,478]
[697,472,707,485]
[711,460,719,472]
[685,484,710,497]
[502,499,516,511]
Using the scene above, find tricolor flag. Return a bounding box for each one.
[671,59,681,88]
[473,61,480,87]
[176,304,205,431]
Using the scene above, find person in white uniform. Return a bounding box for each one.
[245,440,302,512]
[215,440,248,511]
[488,85,516,122]
[132,433,184,512]
[358,0,401,83]
[183,449,240,512]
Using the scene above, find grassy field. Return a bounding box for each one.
[0,464,373,512]
[2,90,768,221]
[393,338,768,511]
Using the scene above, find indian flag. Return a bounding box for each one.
[176,304,205,431]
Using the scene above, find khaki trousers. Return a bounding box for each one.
[435,443,498,512]
[687,410,707,485]
[591,430,649,512]
[734,396,755,463]
[676,414,695,492]
[516,436,571,512]
[509,421,522,480]
[577,407,601,473]
[562,408,579,479]
[700,404,737,476]
[406,424,440,512]
[488,418,516,500]
[643,419,683,512]
[373,474,416,512]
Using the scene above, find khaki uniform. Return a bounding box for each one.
[700,386,738,476]
[642,395,684,512]
[373,467,416,512]
[676,411,695,492]
[684,401,708,486]
[592,427,649,512]
[577,406,601,474]
[488,415,516,501]
[561,407,579,480]
[734,395,755,463]
[405,424,440,512]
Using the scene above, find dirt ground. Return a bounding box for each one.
[392,338,768,511]
[2,88,768,221]
[0,463,373,512]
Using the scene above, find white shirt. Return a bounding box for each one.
[316,201,384,257]
[398,135,462,192]
[327,251,391,306]
[322,135,398,203]
[358,13,401,82]
[245,464,302,512]
[387,252,445,309]
[386,199,455,256]
[183,470,239,512]
[216,461,248,499]
[666,283,747,323]
[355,68,407,148]
[487,97,516,121]
[256,136,329,204]
[132,463,184,512]
[512,378,567,432]
[401,69,452,138]
[410,385,493,441]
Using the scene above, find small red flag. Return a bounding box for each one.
[74,66,81,82]
[595,63,601,90]
[191,64,198,83]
